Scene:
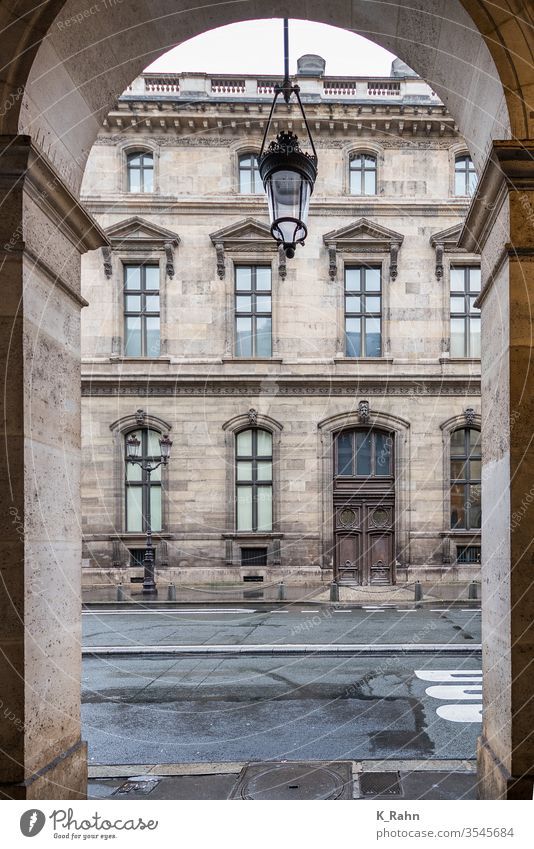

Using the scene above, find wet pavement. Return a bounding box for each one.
[82,604,481,648]
[82,652,481,765]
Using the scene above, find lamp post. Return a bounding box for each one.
[258,19,318,258]
[126,431,173,595]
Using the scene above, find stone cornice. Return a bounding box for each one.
[82,196,469,219]
[459,141,534,254]
[82,377,480,397]
[0,135,108,253]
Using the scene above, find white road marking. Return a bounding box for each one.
[415,668,483,725]
[82,608,257,615]
[426,684,482,701]
[300,609,320,613]
[437,704,483,723]
[415,670,482,682]
[334,609,352,613]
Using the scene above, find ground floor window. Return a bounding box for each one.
[236,428,273,532]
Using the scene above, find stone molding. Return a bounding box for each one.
[0,135,107,253]
[459,141,534,255]
[83,196,470,218]
[109,411,172,432]
[83,378,480,397]
[323,217,404,280]
[209,217,282,279]
[103,216,179,277]
[222,411,283,432]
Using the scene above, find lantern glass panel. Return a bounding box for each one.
[266,170,311,244]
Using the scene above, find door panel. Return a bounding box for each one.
[334,498,394,585]
[336,533,361,582]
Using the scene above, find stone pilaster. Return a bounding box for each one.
[460,141,534,799]
[0,135,106,799]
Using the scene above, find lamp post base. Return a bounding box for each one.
[142,582,157,595]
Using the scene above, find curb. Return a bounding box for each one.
[82,642,482,656]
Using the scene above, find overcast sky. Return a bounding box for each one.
[146,19,396,77]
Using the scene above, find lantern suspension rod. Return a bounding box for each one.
[283,18,290,99]
[259,19,317,159]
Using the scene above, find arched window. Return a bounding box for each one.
[236,429,272,531]
[349,153,377,195]
[450,428,481,529]
[127,151,154,192]
[125,429,162,532]
[238,153,263,194]
[335,428,393,477]
[454,155,477,196]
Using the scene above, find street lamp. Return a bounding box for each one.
[126,431,173,595]
[258,19,318,259]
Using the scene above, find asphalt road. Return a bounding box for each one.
[82,604,481,648]
[82,605,481,765]
[82,652,481,765]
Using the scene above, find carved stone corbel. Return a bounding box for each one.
[215,243,225,279]
[164,241,175,278]
[135,408,146,425]
[390,242,400,279]
[465,407,475,426]
[327,243,337,281]
[435,242,444,279]
[278,245,287,280]
[248,408,258,425]
[102,246,112,279]
[358,400,370,424]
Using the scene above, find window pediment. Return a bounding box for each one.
[210,218,284,279]
[323,218,404,280]
[102,217,180,277]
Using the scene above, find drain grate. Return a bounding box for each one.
[114,778,161,796]
[360,772,403,796]
[231,762,352,800]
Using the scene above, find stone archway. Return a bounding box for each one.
[0,0,533,800]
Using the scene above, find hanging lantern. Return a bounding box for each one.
[258,20,318,259]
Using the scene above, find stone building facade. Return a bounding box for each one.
[80,58,482,590]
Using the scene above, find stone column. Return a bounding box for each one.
[461,141,534,799]
[0,136,106,799]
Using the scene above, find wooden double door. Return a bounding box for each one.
[334,495,395,585]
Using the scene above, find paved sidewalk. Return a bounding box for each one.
[88,759,478,800]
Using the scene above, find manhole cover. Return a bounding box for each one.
[360,772,402,796]
[231,762,352,800]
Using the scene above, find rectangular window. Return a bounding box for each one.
[450,266,481,358]
[235,266,272,357]
[456,545,481,564]
[241,548,268,567]
[124,264,160,357]
[129,548,157,567]
[345,266,382,357]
